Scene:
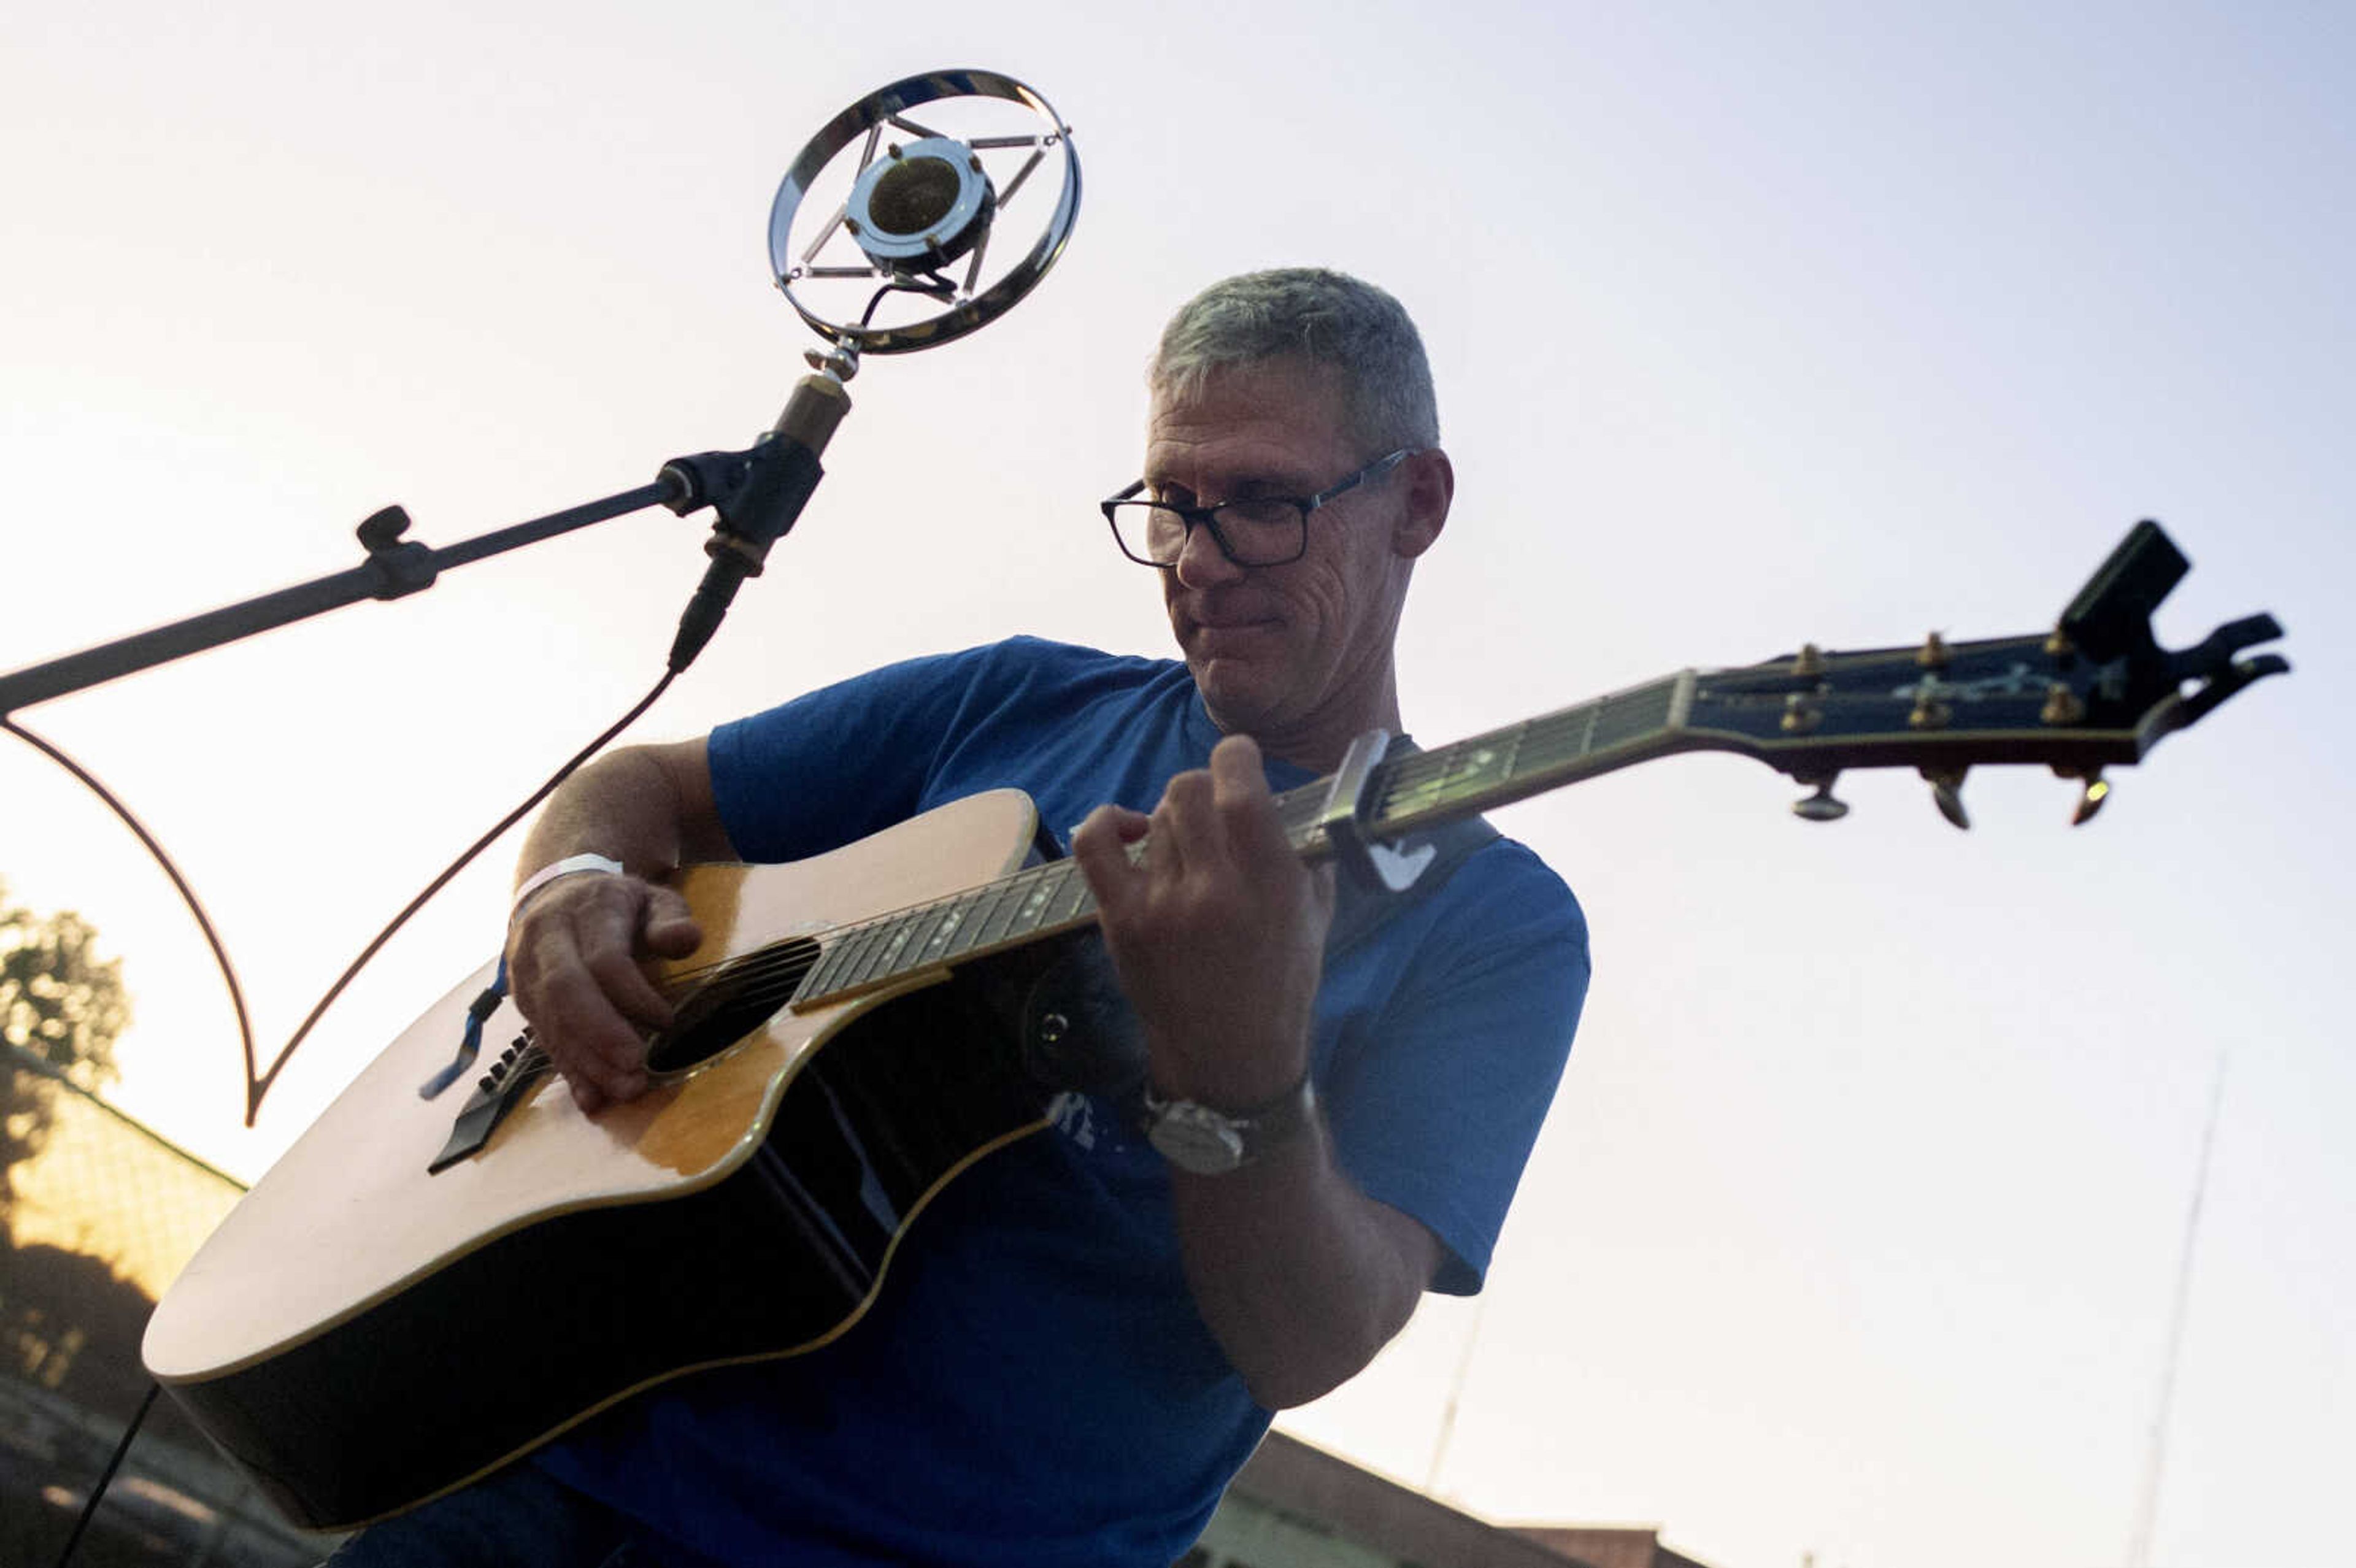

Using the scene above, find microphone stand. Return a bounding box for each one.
[3,357,861,1568]
[0,353,858,715]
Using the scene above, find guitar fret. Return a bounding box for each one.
[1593,685,1668,752]
[1276,788,1326,854]
[814,926,862,993]
[1360,677,1690,837]
[939,889,996,961]
[1380,734,1511,824]
[1458,733,1519,796]
[804,880,1033,1002]
[1371,753,1439,814]
[1573,684,1674,767]
[1497,720,1528,788]
[1378,767,1442,821]
[806,924,877,999]
[1369,756,1437,818]
[844,920,903,985]
[1006,867,1063,938]
[796,947,836,1001]
[966,876,1026,951]
[1534,705,1592,766]
[1511,703,1596,777]
[852,917,917,988]
[1044,863,1095,926]
[917,898,972,964]
[851,918,908,985]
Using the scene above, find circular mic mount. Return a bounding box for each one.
[769,69,1080,355]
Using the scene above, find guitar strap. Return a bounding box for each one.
[1320,739,1502,963]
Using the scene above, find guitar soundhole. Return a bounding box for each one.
[644,938,823,1074]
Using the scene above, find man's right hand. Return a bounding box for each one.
[505,867,704,1115]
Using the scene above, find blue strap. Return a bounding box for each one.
[417,953,509,1100]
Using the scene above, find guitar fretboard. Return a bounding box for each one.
[791,673,1691,1009]
[1309,674,1688,847]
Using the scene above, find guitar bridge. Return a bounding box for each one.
[427,1031,552,1174]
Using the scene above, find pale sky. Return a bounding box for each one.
[2,6,2349,1568]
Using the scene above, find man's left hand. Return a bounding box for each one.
[1071,734,1335,1108]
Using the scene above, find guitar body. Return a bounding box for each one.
[141,789,1053,1531]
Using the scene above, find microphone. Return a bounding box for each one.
[664,69,1079,674]
[768,67,1081,354]
[846,136,997,274]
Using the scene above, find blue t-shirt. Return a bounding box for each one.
[541,637,1588,1567]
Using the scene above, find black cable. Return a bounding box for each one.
[50,1380,158,1568]
[247,667,678,1116]
[2,665,676,1125]
[9,668,680,1556]
[2,717,256,1095]
[860,271,955,328]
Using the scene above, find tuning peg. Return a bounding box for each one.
[1921,767,1970,830]
[1792,775,1849,822]
[2041,683,2087,726]
[2071,771,2111,826]
[1780,693,1823,734]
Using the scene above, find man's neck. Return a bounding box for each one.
[1235,683,1405,777]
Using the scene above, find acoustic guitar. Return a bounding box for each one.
[140,522,2284,1531]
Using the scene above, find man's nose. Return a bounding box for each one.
[1172,519,1247,588]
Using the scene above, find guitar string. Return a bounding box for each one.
[634,714,1605,1020]
[598,736,1541,1048]
[628,702,1626,1009]
[611,674,1938,1009]
[655,849,1104,994]
[1382,685,1663,797]
[641,859,1091,1007]
[614,693,1669,1011]
[602,745,1568,1067]
[495,670,2030,1099]
[517,674,2009,1077]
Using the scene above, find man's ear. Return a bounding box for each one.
[1392,448,1453,559]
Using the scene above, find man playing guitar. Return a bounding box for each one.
[331,267,1588,1566]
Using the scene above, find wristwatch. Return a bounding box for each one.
[1141,1074,1317,1175]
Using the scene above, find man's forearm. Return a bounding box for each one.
[514,742,730,888]
[1068,736,1441,1408]
[1171,1116,1439,1409]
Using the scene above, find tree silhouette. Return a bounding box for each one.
[2,878,131,1223]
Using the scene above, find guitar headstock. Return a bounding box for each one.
[1684,522,2289,826]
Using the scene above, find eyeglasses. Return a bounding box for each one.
[1099,448,1415,568]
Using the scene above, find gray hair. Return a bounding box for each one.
[1148,268,1440,453]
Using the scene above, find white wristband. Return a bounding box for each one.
[510,853,627,921]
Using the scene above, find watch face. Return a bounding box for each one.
[1147,1105,1248,1175]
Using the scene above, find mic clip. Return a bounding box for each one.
[659,358,856,672]
[355,505,440,601]
[660,435,824,672]
[694,436,826,577]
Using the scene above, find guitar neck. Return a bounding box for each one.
[1275,672,1695,850]
[791,673,1694,1009]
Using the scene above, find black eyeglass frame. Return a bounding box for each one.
[1099,448,1417,568]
